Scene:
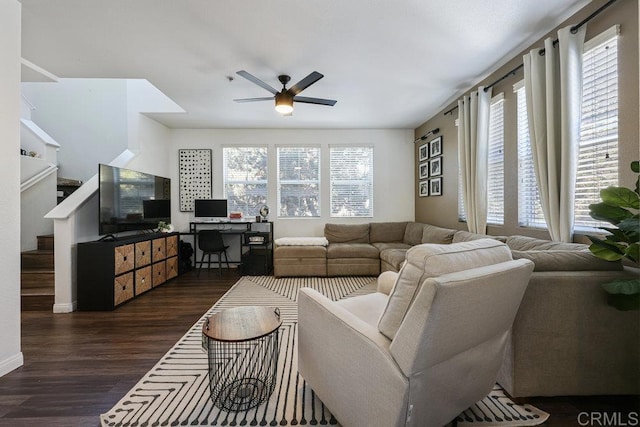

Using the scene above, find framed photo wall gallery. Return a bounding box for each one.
[418,136,442,197]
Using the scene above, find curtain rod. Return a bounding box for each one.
[444,0,619,115]
[413,128,439,143]
[482,0,618,92]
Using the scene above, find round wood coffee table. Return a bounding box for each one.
[202,306,282,411]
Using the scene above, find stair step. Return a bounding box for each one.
[21,250,54,270]
[21,294,54,311]
[37,234,54,251]
[21,270,54,289]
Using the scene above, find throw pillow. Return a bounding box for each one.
[324,223,370,243]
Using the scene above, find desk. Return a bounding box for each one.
[187,221,273,273]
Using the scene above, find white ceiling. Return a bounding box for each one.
[19,0,590,129]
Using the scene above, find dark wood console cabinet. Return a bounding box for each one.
[77,232,180,310]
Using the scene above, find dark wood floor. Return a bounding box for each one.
[0,269,637,427]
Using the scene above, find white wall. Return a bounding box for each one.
[21,78,129,182]
[0,0,23,377]
[169,128,414,239]
[20,165,56,250]
[126,111,172,178]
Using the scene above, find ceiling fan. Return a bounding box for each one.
[234,70,337,115]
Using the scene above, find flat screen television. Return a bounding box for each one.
[99,164,171,235]
[194,199,228,219]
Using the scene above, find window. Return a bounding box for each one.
[487,94,505,225]
[575,27,619,229]
[457,94,505,224]
[517,27,619,230]
[223,147,268,217]
[330,146,373,217]
[458,127,465,220]
[277,147,320,217]
[515,82,545,228]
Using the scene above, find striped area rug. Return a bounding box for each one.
[100,276,549,427]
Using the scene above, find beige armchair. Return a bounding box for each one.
[298,239,534,427]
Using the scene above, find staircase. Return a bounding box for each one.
[57,177,82,204]
[21,234,55,311]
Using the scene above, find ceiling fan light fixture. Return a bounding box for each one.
[275,92,294,115]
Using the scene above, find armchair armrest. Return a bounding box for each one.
[377,270,398,295]
[297,288,409,427]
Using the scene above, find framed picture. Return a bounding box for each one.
[419,162,429,180]
[419,180,429,197]
[429,156,442,176]
[178,148,212,212]
[419,142,429,162]
[429,177,442,196]
[430,136,442,157]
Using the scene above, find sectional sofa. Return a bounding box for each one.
[274,221,640,398]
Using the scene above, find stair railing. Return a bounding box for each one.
[20,163,58,193]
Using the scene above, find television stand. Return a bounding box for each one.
[77,232,181,310]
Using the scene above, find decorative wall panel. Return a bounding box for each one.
[179,149,212,212]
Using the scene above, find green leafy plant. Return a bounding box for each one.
[157,221,172,232]
[587,160,640,311]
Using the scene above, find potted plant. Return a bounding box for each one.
[157,221,173,233]
[587,160,639,311]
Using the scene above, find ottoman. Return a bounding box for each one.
[273,237,328,277]
[326,243,380,276]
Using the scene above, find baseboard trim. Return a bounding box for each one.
[0,352,24,377]
[53,301,76,313]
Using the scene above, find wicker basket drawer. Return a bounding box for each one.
[166,256,178,280]
[152,261,166,287]
[114,272,134,306]
[114,244,135,275]
[136,266,152,294]
[152,237,166,262]
[166,235,179,257]
[135,240,151,267]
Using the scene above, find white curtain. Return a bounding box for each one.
[458,86,492,234]
[523,25,586,242]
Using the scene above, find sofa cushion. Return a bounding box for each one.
[370,222,408,243]
[506,235,588,251]
[380,248,408,271]
[274,245,327,258]
[372,242,411,252]
[326,243,379,259]
[421,224,456,244]
[403,222,426,246]
[511,250,623,271]
[275,237,329,246]
[378,239,513,340]
[324,223,370,244]
[335,292,389,328]
[453,230,507,243]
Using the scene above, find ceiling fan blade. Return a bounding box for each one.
[288,71,324,95]
[293,96,337,106]
[233,97,274,103]
[236,70,279,95]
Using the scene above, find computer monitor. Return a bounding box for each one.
[194,199,228,219]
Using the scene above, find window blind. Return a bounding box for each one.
[487,94,505,225]
[277,147,320,217]
[515,84,546,228]
[223,147,268,217]
[575,27,619,230]
[330,146,373,217]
